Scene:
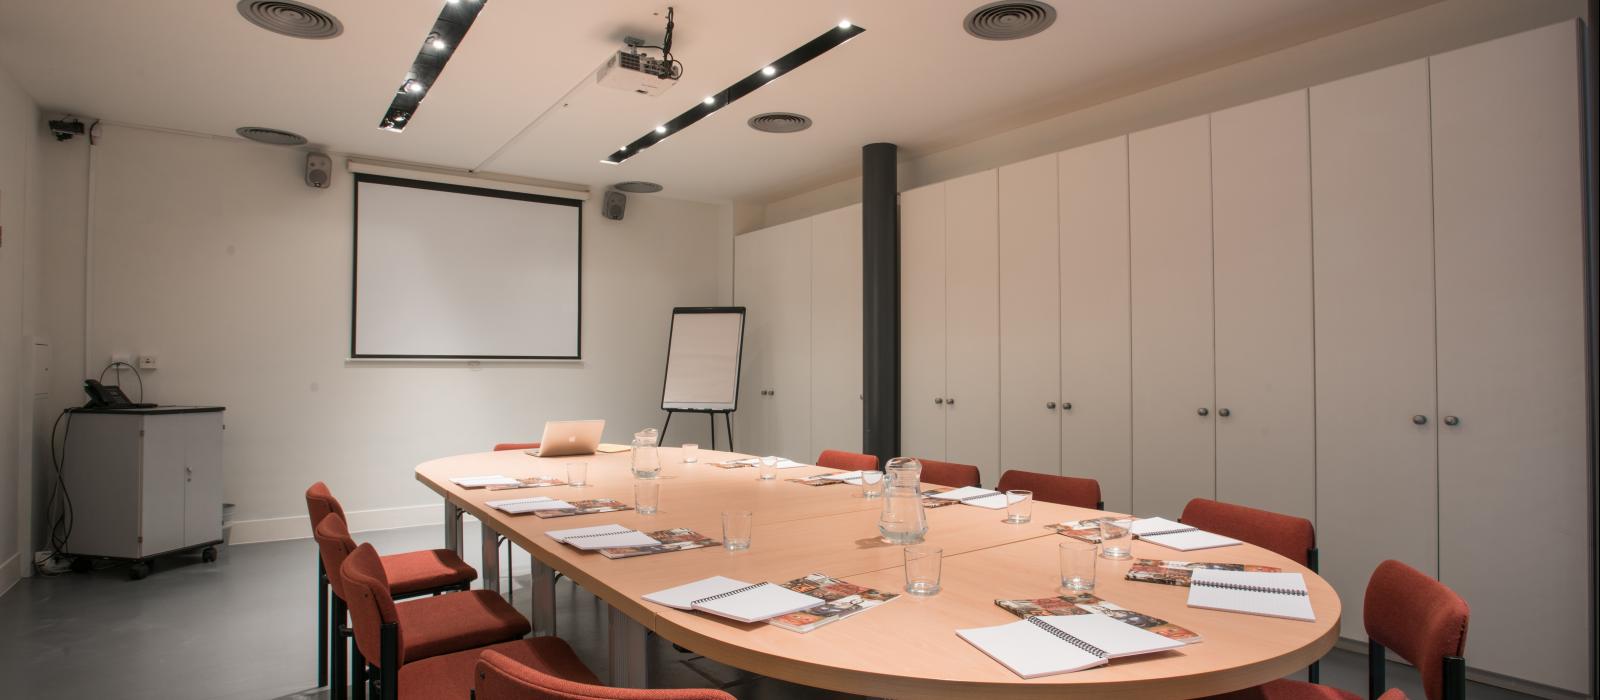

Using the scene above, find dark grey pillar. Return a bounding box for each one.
[862,143,900,464]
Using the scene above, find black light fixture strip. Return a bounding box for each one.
[603,21,864,163]
[379,0,488,132]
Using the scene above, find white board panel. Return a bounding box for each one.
[662,309,746,411]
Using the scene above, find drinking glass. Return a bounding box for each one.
[1004,489,1033,524]
[681,443,699,464]
[1099,518,1133,560]
[634,480,660,515]
[1059,540,1097,591]
[566,462,588,488]
[758,456,778,481]
[859,470,885,499]
[722,511,753,550]
[903,545,943,595]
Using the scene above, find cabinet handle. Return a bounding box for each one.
[934,397,944,405]
[1062,402,1071,410]
[1443,416,1459,426]
[946,397,955,405]
[1218,408,1231,417]
[1413,415,1428,425]
[1046,402,1057,410]
[1197,407,1209,417]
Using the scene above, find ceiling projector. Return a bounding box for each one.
[597,45,680,96]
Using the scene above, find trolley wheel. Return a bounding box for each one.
[201,546,218,563]
[129,561,151,580]
[69,557,92,574]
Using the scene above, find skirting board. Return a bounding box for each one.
[1332,637,1586,700]
[226,503,445,545]
[0,552,19,599]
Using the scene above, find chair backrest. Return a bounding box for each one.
[1364,560,1470,700]
[1179,498,1315,568]
[494,442,541,452]
[816,450,878,472]
[475,649,735,700]
[305,481,347,531]
[312,512,360,601]
[341,543,405,666]
[916,458,981,489]
[995,470,1101,509]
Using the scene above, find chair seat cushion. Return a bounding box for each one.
[395,590,532,663]
[381,549,476,596]
[399,636,598,700]
[1207,680,1363,700]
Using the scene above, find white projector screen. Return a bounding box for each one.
[661,308,746,411]
[352,174,582,359]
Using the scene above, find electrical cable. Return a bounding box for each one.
[38,408,77,573]
[98,360,144,403]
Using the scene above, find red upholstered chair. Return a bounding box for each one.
[342,544,591,700]
[1209,560,1468,700]
[995,470,1103,510]
[916,458,981,489]
[307,482,477,695]
[314,514,519,698]
[494,442,541,452]
[816,449,879,472]
[476,648,737,700]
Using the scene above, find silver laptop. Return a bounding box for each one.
[531,419,605,458]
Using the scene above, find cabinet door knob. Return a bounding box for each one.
[1062,402,1071,410]
[1413,415,1428,425]
[1218,408,1231,417]
[934,397,944,405]
[1197,407,1209,417]
[1046,402,1057,410]
[769,389,775,396]
[945,397,955,405]
[1443,415,1459,426]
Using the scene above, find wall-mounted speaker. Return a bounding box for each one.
[602,190,627,220]
[305,152,332,189]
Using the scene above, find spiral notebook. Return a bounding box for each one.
[1129,517,1241,551]
[545,524,660,550]
[1187,569,1315,621]
[641,577,824,623]
[956,613,1185,678]
[927,486,1021,510]
[485,496,575,515]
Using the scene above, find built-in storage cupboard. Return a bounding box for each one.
[734,22,1587,691]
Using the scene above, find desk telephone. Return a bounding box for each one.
[83,379,156,409]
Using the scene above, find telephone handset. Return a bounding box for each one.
[83,379,149,409]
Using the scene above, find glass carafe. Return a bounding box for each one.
[631,428,661,479]
[877,457,927,545]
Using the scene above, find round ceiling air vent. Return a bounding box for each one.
[236,0,344,40]
[613,181,664,194]
[235,126,309,146]
[963,1,1056,41]
[748,112,813,134]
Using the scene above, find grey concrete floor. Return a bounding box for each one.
[0,523,1544,699]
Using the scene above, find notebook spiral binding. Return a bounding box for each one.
[1135,526,1197,537]
[1025,616,1108,658]
[1192,580,1308,596]
[958,491,1002,503]
[691,582,768,606]
[562,527,636,540]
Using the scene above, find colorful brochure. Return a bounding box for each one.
[530,498,634,519]
[768,573,900,633]
[1045,517,1123,543]
[994,592,1201,644]
[485,475,568,491]
[599,528,720,559]
[1124,558,1282,587]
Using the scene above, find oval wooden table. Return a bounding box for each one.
[416,447,1340,699]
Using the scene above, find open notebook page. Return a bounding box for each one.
[643,576,751,610]
[1187,569,1315,621]
[957,613,1184,679]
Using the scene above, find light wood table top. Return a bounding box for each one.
[417,449,1340,698]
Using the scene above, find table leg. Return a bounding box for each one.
[479,518,501,594]
[607,605,649,688]
[531,558,557,636]
[443,499,464,556]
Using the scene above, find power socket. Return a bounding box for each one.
[110,353,132,368]
[138,355,159,371]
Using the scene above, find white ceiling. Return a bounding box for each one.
[0,0,1437,203]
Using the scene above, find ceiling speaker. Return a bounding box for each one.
[602,190,627,221]
[305,152,332,189]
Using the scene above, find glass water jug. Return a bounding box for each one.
[877,457,928,545]
[631,427,661,479]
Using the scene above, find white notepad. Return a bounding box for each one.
[957,613,1185,678]
[546,524,661,550]
[1129,517,1241,551]
[927,486,1021,510]
[687,581,826,623]
[486,497,574,514]
[643,576,753,610]
[1187,569,1315,621]
[770,457,807,469]
[450,475,521,488]
[810,470,864,482]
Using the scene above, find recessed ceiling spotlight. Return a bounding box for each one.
[702,96,716,105]
[613,181,664,194]
[761,65,777,77]
[963,0,1057,41]
[838,19,852,29]
[401,79,424,94]
[236,0,343,39]
[654,125,668,134]
[428,33,448,50]
[235,126,310,146]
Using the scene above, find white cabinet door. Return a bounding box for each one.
[1431,22,1588,692]
[1129,115,1215,518]
[139,416,187,556]
[1211,91,1316,522]
[733,228,774,454]
[900,183,948,462]
[1311,60,1438,642]
[1058,136,1132,513]
[943,170,1002,485]
[810,204,863,457]
[182,412,224,546]
[998,154,1061,475]
[766,219,814,461]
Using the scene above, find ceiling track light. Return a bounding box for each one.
[602,20,864,163]
[376,0,487,132]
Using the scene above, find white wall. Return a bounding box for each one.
[34,124,725,544]
[759,0,1589,227]
[0,62,42,592]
